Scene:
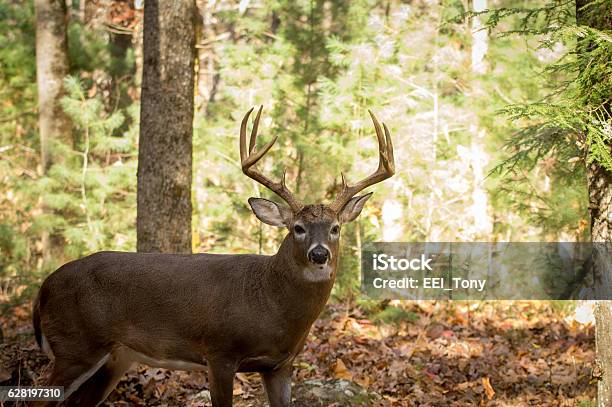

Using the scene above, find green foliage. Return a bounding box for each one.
[0,0,38,305]
[549,300,577,313]
[371,305,419,325]
[478,0,607,241]
[0,1,36,123]
[45,76,138,256]
[468,0,575,36]
[486,1,609,210]
[493,25,611,171]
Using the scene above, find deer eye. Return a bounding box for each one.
[294,225,306,235]
[330,225,340,235]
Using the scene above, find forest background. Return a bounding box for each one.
[0,0,610,405]
[2,0,607,297]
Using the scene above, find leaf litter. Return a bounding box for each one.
[0,301,596,406]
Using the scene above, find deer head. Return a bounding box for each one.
[240,106,395,282]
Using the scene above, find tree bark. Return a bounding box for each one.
[35,0,71,173]
[596,301,612,407]
[137,0,196,253]
[470,0,488,74]
[589,162,612,302]
[133,3,144,97]
[34,0,72,262]
[576,1,612,405]
[468,0,492,239]
[196,1,218,115]
[591,163,612,407]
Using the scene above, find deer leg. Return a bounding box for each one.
[63,347,133,407]
[262,366,292,407]
[28,356,109,407]
[207,360,236,407]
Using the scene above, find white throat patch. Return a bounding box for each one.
[303,264,333,282]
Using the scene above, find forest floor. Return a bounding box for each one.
[0,301,596,406]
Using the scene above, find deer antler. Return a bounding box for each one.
[240,106,303,212]
[329,110,395,212]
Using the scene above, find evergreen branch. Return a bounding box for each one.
[0,109,36,123]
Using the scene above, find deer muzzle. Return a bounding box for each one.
[308,245,330,265]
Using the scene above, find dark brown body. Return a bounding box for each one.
[33,234,336,407]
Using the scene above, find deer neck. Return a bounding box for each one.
[265,235,336,323]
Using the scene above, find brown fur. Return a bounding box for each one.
[33,200,368,407]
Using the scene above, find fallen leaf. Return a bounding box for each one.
[332,358,353,380]
[482,377,495,400]
[232,382,243,396]
[355,375,370,388]
[236,373,250,384]
[426,323,445,339]
[455,381,472,391]
[0,368,11,382]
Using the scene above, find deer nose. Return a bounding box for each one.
[308,245,330,265]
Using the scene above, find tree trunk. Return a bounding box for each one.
[108,30,134,135]
[588,163,612,244]
[35,0,71,173]
[596,301,612,407]
[591,164,612,407]
[576,1,612,405]
[196,1,220,116]
[589,162,612,302]
[34,0,72,262]
[470,0,488,74]
[137,0,196,253]
[133,2,144,97]
[468,0,492,239]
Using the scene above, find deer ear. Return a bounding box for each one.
[248,198,293,227]
[338,193,373,224]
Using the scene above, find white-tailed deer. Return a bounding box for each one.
[32,107,394,407]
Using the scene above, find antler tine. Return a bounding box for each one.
[383,122,395,172]
[329,110,395,213]
[239,107,254,163]
[249,105,263,154]
[239,106,303,212]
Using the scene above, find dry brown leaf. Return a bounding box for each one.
[143,377,156,399]
[232,382,244,396]
[12,306,29,320]
[355,375,371,388]
[236,373,251,384]
[426,323,445,339]
[455,381,472,391]
[0,368,11,382]
[332,358,353,380]
[482,377,495,400]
